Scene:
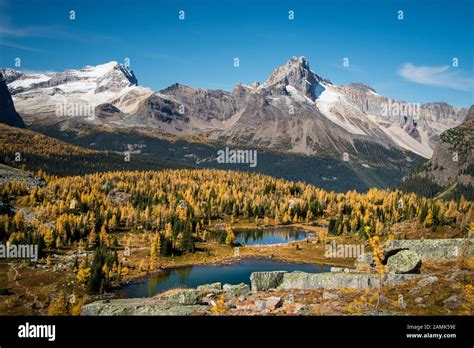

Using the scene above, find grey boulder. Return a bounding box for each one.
[386,250,422,274]
[250,271,287,292]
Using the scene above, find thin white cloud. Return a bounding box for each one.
[0,26,57,37]
[0,40,47,52]
[399,63,474,91]
[0,24,120,43]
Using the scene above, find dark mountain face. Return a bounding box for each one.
[133,93,189,124]
[0,72,25,128]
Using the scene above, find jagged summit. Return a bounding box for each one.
[74,61,138,87]
[262,56,331,100]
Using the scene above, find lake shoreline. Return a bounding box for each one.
[114,225,358,299]
[116,254,353,299]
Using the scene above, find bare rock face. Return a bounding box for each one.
[197,282,222,291]
[159,83,238,123]
[356,239,472,273]
[222,283,251,298]
[417,276,438,287]
[355,252,376,269]
[167,289,203,305]
[0,68,23,84]
[0,72,25,128]
[265,296,283,310]
[420,102,467,124]
[338,84,467,158]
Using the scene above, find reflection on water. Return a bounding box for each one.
[119,258,330,298]
[210,226,307,245]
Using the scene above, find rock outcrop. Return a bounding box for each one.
[197,282,222,291]
[81,297,207,316]
[222,283,250,298]
[250,271,287,292]
[386,250,422,274]
[385,239,472,260]
[167,289,203,305]
[277,272,421,290]
[356,238,472,272]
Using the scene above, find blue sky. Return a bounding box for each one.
[0,0,473,107]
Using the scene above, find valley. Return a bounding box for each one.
[0,167,472,316]
[27,123,422,192]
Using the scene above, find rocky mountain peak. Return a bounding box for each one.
[87,61,138,90]
[263,56,329,100]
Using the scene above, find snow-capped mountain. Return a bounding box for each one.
[2,62,152,125]
[2,57,467,159]
[211,56,466,158]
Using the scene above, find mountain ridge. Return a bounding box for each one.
[2,56,466,160]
